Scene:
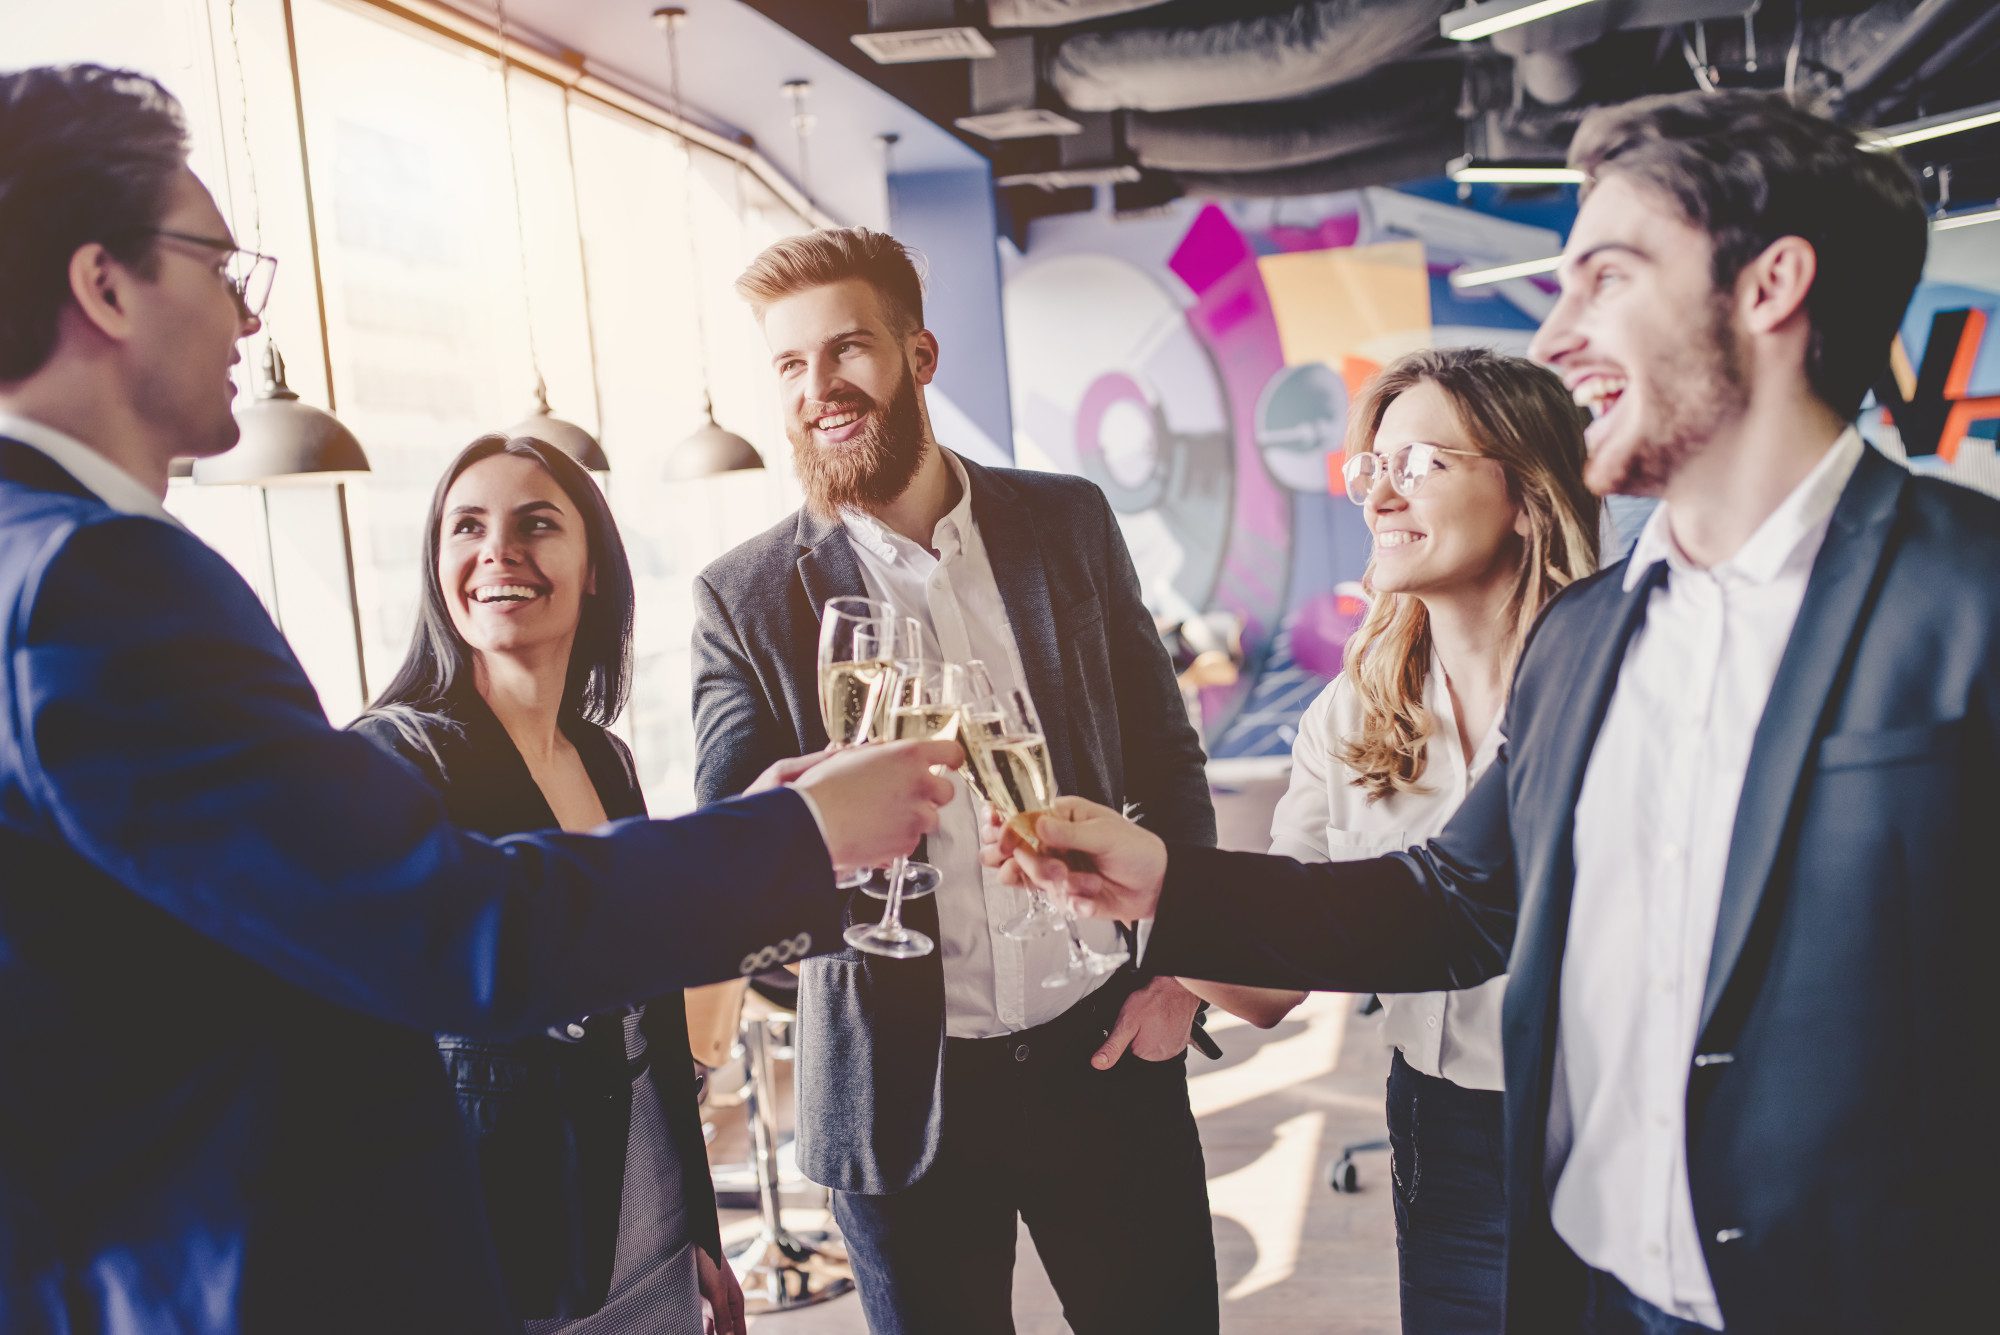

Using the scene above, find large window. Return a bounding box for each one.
[14,0,814,807]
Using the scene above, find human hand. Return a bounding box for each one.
[695,1245,744,1335]
[744,746,834,795]
[978,795,1168,922]
[792,740,962,873]
[1092,975,1199,1068]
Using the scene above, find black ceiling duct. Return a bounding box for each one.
[1176,123,1465,198]
[1126,62,1462,173]
[1048,0,1458,114]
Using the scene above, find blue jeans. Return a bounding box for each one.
[1386,1048,1507,1335]
[1581,1265,1719,1334]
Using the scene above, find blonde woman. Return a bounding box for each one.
[1193,347,1599,1334]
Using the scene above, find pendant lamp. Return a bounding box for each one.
[654,5,763,481]
[194,342,369,484]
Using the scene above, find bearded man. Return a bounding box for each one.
[690,228,1220,1334]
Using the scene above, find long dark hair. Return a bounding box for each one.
[364,434,634,737]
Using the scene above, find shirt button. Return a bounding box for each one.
[1013,1043,1030,1063]
[565,1022,586,1039]
[1646,1242,1664,1260]
[1425,1014,1439,1029]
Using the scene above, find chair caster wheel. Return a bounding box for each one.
[1329,1155,1360,1193]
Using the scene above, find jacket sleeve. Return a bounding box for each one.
[1142,743,1518,994]
[691,571,794,808]
[14,517,844,1038]
[1096,486,1216,849]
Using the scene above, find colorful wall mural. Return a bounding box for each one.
[1001,183,2000,761]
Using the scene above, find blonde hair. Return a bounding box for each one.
[734,226,926,334]
[1336,347,1600,800]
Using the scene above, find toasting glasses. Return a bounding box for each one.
[962,686,1128,985]
[843,658,971,959]
[817,597,896,893]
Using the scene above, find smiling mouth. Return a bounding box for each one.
[1573,375,1628,427]
[470,584,546,604]
[1376,530,1427,549]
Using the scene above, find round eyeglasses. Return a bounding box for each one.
[111,228,279,319]
[1341,441,1490,505]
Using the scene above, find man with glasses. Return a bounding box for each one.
[0,63,961,1333]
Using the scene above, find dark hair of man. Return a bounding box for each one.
[735,226,927,337]
[0,64,190,380]
[365,435,635,742]
[1568,89,1928,419]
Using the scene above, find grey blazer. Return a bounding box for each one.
[691,454,1216,1194]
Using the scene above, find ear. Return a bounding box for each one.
[1513,503,1531,540]
[67,243,137,343]
[1738,235,1816,337]
[908,328,940,386]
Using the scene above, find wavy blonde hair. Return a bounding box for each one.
[1336,347,1600,800]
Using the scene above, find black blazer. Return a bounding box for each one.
[690,455,1216,1193]
[351,697,721,1320]
[1143,446,1999,1334]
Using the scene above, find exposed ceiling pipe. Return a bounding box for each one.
[1829,0,1985,116]
[1126,64,1461,173]
[1515,50,1585,105]
[986,0,1177,26]
[1176,124,1465,197]
[1048,0,1459,114]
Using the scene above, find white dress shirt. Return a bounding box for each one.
[842,448,1120,1038]
[1269,657,1507,1090]
[1552,427,1865,1327]
[0,411,179,525]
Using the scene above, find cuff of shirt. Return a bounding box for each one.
[788,783,833,853]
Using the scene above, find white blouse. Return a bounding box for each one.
[1268,656,1506,1091]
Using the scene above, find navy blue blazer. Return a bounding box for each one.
[690,456,1215,1194]
[1144,445,1999,1334]
[0,438,842,1333]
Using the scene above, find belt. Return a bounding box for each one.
[947,974,1142,1069]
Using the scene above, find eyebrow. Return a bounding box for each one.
[1562,241,1651,277]
[771,327,875,367]
[446,499,565,518]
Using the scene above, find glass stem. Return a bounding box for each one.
[880,856,909,934]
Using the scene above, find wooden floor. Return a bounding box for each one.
[713,770,1404,1333]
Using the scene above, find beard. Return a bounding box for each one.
[788,364,927,518]
[1587,294,1749,498]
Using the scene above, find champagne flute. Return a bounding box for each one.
[858,633,952,903]
[817,596,895,891]
[965,688,1129,983]
[844,657,968,959]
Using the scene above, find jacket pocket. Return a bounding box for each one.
[1817,717,1963,772]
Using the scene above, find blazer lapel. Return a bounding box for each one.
[964,459,1076,795]
[1506,560,1669,1086]
[0,437,100,502]
[1697,446,1906,1036]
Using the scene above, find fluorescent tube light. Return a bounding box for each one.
[1870,99,2000,150]
[1442,0,1607,43]
[1451,254,1564,289]
[1933,206,2000,232]
[1448,156,1586,185]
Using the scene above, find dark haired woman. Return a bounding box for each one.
[352,435,743,1334]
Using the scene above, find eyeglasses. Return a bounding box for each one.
[115,229,279,318]
[1341,441,1490,505]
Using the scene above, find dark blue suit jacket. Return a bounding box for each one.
[1145,446,1999,1334]
[690,456,1215,1194]
[0,437,843,1332]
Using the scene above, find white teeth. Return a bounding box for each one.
[472,584,543,603]
[1572,375,1628,419]
[1377,530,1426,549]
[817,410,862,430]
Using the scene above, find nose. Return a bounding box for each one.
[1529,288,1584,368]
[478,529,522,566]
[239,309,263,339]
[803,355,848,410]
[1365,466,1404,518]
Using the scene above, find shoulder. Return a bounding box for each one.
[347,704,463,788]
[698,509,805,590]
[19,511,271,645]
[979,461,1106,511]
[1897,472,2000,575]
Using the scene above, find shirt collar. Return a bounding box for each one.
[0,411,179,526]
[1622,426,1864,591]
[839,446,976,563]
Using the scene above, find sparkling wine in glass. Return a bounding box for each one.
[817,597,894,891]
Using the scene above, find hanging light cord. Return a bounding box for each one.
[226,0,263,252]
[495,0,546,397]
[663,12,719,422]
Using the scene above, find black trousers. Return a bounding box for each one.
[1387,1049,1508,1335]
[832,982,1217,1335]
